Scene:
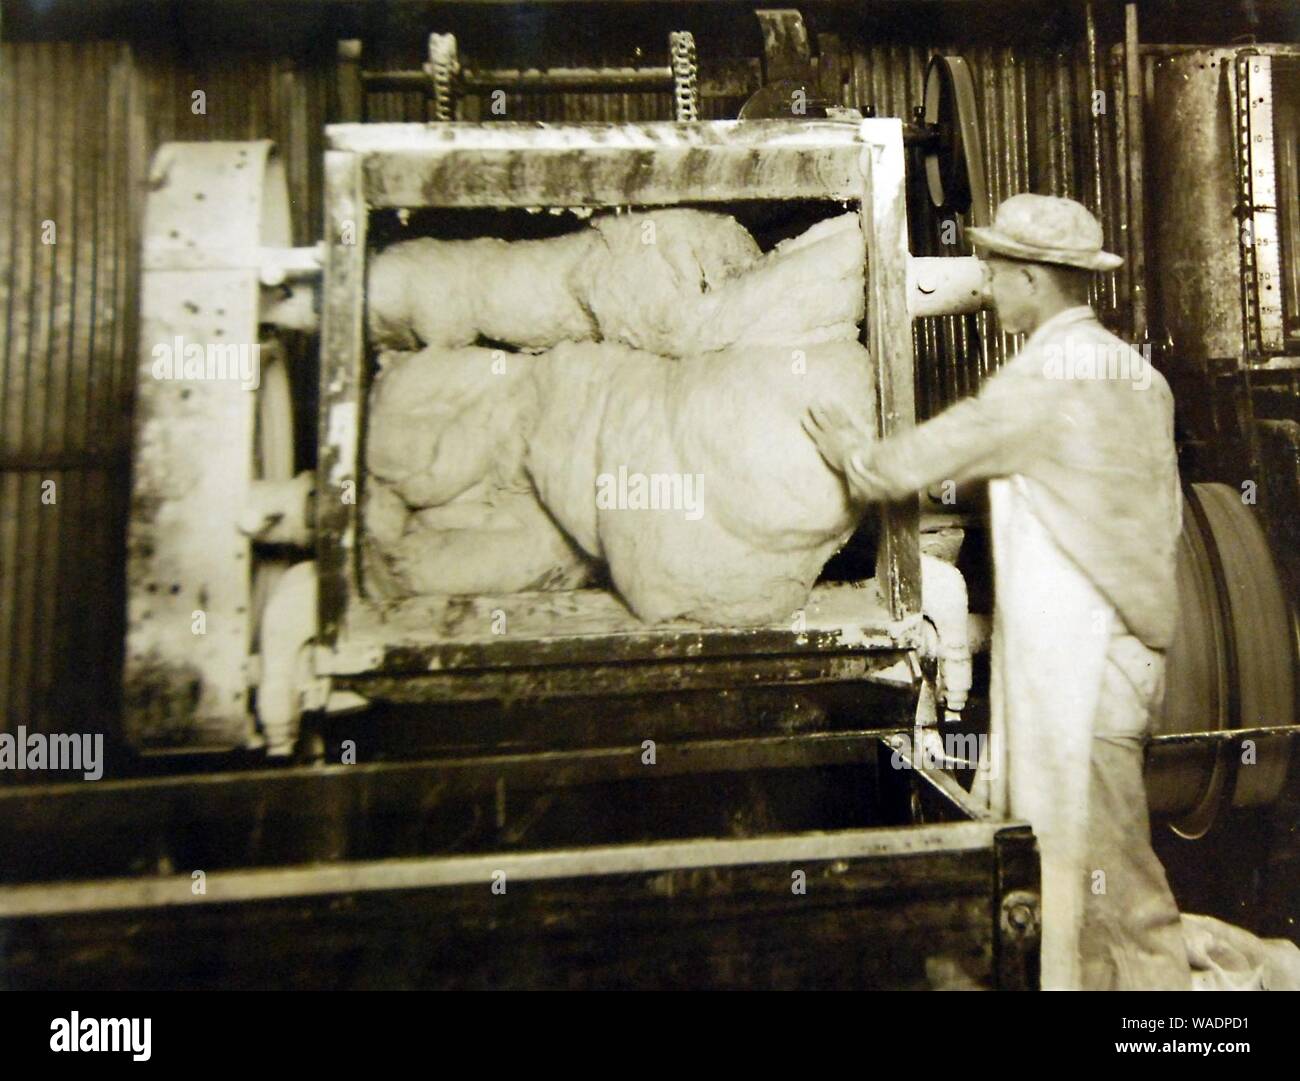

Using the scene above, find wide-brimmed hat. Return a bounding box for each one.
[967,193,1123,271]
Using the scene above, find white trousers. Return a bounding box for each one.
[985,477,1189,990]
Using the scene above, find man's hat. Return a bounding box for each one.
[967,193,1123,272]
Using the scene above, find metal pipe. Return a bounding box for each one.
[921,554,973,716]
[1148,725,1300,747]
[908,256,988,318]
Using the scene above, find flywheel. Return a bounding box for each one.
[1148,482,1297,837]
[922,55,989,227]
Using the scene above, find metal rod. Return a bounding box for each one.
[0,820,1006,918]
[1085,3,1113,312]
[363,67,677,95]
[1149,725,1300,746]
[335,39,364,122]
[1124,3,1148,339]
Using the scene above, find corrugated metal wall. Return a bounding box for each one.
[0,17,1125,769]
[0,37,330,773]
[0,42,139,767]
[826,38,1129,418]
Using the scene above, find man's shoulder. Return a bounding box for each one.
[1034,313,1173,399]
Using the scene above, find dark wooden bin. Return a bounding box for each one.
[0,734,1037,990]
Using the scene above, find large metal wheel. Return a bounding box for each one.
[125,141,304,752]
[1147,488,1232,837]
[922,56,989,227]
[1148,482,1297,837]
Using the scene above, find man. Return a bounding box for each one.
[804,193,1191,990]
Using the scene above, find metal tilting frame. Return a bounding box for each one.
[123,117,996,758]
[315,121,926,712]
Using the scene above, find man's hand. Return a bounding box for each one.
[802,401,869,476]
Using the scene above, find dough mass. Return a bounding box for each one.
[365,208,874,625]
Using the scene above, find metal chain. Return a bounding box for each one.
[427,33,459,122]
[669,31,699,122]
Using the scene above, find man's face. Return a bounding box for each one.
[983,258,1038,334]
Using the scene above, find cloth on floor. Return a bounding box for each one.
[1183,913,1300,991]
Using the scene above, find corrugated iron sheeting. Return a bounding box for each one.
[0,28,1127,770]
[815,38,1127,419]
[0,42,138,772]
[0,39,329,774]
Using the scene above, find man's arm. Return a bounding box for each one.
[807,369,1054,503]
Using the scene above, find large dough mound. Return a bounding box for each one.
[525,341,634,559]
[524,338,873,623]
[690,213,865,351]
[589,212,865,357]
[366,345,536,508]
[363,345,593,599]
[365,210,875,621]
[576,209,762,354]
[591,340,874,623]
[387,488,593,595]
[366,208,761,354]
[367,231,599,351]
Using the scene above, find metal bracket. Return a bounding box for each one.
[999,889,1042,942]
[756,9,814,85]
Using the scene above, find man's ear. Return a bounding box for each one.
[1020,266,1038,292]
